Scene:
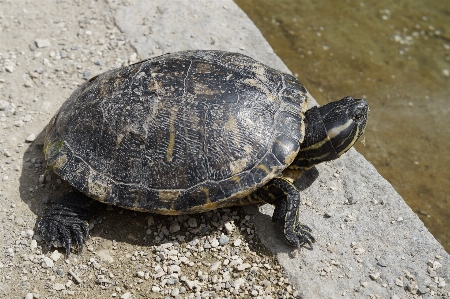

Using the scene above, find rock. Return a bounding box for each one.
[171,288,180,296]
[136,271,144,278]
[120,292,132,299]
[170,222,180,233]
[151,286,160,292]
[30,240,37,251]
[97,249,114,263]
[188,218,197,228]
[35,39,51,48]
[0,100,9,110]
[42,256,54,268]
[50,250,62,261]
[5,65,14,73]
[210,261,221,272]
[369,272,380,280]
[219,234,229,245]
[233,239,242,247]
[14,120,24,127]
[53,283,65,291]
[224,221,234,233]
[210,238,219,248]
[22,114,32,122]
[237,263,251,271]
[25,293,33,299]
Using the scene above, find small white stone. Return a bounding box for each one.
[236,263,251,271]
[0,100,9,110]
[210,261,221,272]
[120,292,132,299]
[171,288,179,296]
[151,286,160,292]
[50,250,62,261]
[354,247,365,255]
[395,277,403,287]
[5,65,14,73]
[35,39,51,48]
[136,271,145,278]
[233,239,242,247]
[22,114,32,122]
[30,240,37,251]
[42,256,54,268]
[210,239,219,248]
[14,120,24,127]
[224,221,234,233]
[98,249,114,263]
[129,53,137,62]
[25,293,33,299]
[53,283,65,291]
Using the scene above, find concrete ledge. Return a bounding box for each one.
[111,0,449,298]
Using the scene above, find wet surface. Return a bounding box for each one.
[235,0,450,252]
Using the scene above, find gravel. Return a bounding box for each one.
[0,0,448,298]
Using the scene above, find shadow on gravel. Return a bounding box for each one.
[19,130,299,258]
[245,167,320,255]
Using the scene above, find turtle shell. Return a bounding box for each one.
[44,50,308,214]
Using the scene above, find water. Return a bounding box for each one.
[235,0,450,252]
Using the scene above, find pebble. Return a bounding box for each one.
[188,218,197,228]
[22,114,32,122]
[147,215,154,226]
[98,249,114,263]
[171,288,180,296]
[233,239,242,247]
[210,261,221,272]
[0,100,9,110]
[30,239,37,250]
[120,292,131,299]
[224,221,234,233]
[170,222,181,233]
[14,120,24,127]
[50,250,62,261]
[236,263,251,271]
[83,70,91,80]
[35,38,51,48]
[5,65,14,73]
[42,256,54,268]
[219,234,229,245]
[25,134,36,142]
[210,238,219,248]
[53,283,65,291]
[25,293,33,299]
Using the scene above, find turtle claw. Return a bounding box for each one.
[283,222,316,248]
[38,192,98,258]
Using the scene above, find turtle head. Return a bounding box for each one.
[291,96,369,169]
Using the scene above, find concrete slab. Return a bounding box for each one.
[111,0,449,297]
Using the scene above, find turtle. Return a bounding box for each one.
[38,50,369,258]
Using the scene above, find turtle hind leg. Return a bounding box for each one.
[38,191,103,258]
[257,178,315,247]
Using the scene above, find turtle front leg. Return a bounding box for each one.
[256,178,315,247]
[38,191,102,258]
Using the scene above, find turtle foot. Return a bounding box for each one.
[38,192,98,258]
[284,223,315,248]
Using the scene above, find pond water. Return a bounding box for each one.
[235,0,450,252]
